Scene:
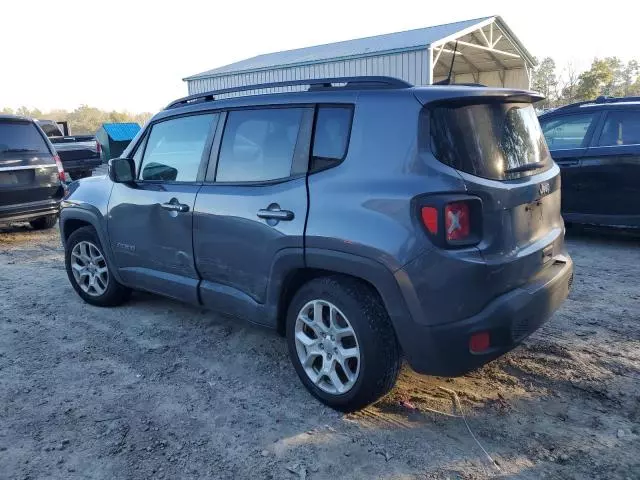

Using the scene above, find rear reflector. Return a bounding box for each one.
[445,202,470,241]
[469,332,490,353]
[421,206,438,234]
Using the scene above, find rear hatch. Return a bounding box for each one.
[417,89,565,298]
[0,119,62,209]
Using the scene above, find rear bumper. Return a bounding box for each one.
[0,199,61,224]
[62,158,102,172]
[397,254,574,376]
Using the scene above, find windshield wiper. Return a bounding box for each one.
[504,161,546,174]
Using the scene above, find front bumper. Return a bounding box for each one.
[398,254,574,376]
[0,199,61,224]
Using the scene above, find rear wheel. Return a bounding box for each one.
[65,226,131,307]
[286,275,400,412]
[29,214,58,230]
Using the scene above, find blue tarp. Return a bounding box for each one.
[101,123,140,142]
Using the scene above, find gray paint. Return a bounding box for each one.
[60,83,572,376]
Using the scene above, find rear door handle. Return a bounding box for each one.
[257,209,294,221]
[160,199,190,213]
[556,159,580,167]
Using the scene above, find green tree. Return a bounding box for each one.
[532,57,558,108]
[575,58,614,100]
[622,60,639,96]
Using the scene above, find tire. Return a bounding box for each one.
[29,214,58,230]
[65,226,131,307]
[286,275,401,412]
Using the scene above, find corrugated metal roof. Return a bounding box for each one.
[100,123,140,142]
[185,16,494,80]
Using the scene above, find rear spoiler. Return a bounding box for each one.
[413,86,544,106]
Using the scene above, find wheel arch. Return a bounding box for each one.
[60,207,124,284]
[274,249,413,342]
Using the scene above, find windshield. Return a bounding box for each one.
[429,102,552,180]
[0,121,50,156]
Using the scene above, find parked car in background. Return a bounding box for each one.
[60,77,573,411]
[0,115,66,229]
[37,120,102,180]
[539,96,640,228]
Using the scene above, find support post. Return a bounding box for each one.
[426,45,433,85]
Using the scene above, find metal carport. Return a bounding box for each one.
[184,16,536,95]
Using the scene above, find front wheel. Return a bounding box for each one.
[286,275,401,412]
[65,226,131,307]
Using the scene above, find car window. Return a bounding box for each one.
[540,113,597,149]
[0,121,50,158]
[39,123,63,137]
[216,108,303,182]
[598,110,640,146]
[139,114,216,182]
[311,106,353,172]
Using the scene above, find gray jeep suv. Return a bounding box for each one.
[60,77,573,411]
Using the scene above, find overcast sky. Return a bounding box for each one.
[2,0,638,113]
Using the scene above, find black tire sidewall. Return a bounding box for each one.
[30,215,58,230]
[286,276,399,411]
[65,226,129,307]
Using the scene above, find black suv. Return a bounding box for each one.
[539,97,640,228]
[0,115,66,229]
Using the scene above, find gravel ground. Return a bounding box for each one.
[0,224,638,480]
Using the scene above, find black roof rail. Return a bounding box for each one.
[166,76,413,109]
[554,95,640,112]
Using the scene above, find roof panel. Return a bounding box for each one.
[100,123,141,142]
[185,16,494,80]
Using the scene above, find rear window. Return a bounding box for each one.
[429,103,552,180]
[0,121,50,157]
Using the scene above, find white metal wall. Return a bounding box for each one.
[433,68,529,89]
[187,52,530,95]
[187,49,431,96]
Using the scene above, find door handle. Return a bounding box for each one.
[160,199,189,213]
[556,159,580,167]
[257,209,294,221]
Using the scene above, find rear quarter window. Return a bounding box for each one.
[310,106,353,172]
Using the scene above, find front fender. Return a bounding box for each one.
[60,177,122,283]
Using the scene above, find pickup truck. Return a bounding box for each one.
[37,120,102,180]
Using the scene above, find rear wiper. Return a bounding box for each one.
[0,148,40,153]
[504,161,546,174]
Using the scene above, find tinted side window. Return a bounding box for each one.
[598,110,640,146]
[311,106,353,171]
[139,114,216,182]
[216,108,303,182]
[540,113,597,150]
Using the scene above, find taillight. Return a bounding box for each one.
[54,154,66,182]
[445,202,470,241]
[96,140,102,158]
[420,206,438,234]
[417,196,482,248]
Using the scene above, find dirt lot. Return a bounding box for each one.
[0,224,638,480]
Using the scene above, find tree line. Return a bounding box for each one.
[1,105,153,135]
[533,57,640,110]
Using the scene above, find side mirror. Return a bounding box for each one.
[108,158,135,183]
